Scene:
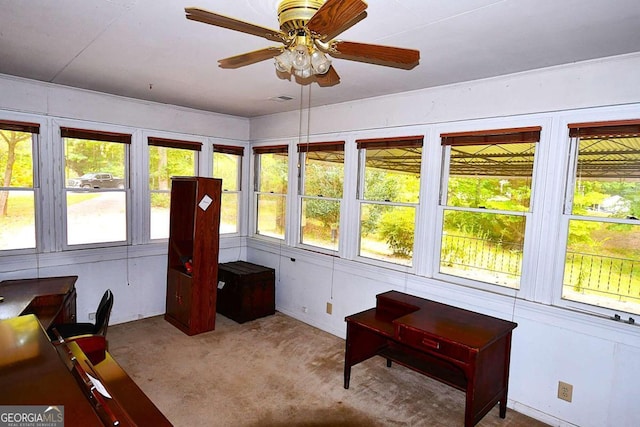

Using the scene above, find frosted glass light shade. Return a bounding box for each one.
[311,50,331,74]
[292,45,311,71]
[275,50,293,73]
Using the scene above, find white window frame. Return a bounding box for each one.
[213,144,244,236]
[147,136,201,242]
[59,124,132,250]
[355,136,423,269]
[253,144,289,241]
[297,141,345,254]
[0,118,40,254]
[553,119,640,318]
[433,126,542,295]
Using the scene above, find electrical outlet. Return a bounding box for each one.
[326,302,333,315]
[88,312,96,321]
[558,381,573,402]
[302,306,308,313]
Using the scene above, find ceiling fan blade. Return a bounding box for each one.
[315,66,340,87]
[218,47,283,69]
[307,0,368,41]
[330,40,420,70]
[185,7,286,43]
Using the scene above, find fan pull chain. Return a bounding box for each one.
[305,84,311,165]
[297,84,304,170]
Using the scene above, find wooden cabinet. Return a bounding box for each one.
[216,261,275,323]
[165,177,222,335]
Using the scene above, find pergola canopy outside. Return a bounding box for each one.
[575,137,640,179]
[366,137,640,180]
[288,137,640,180]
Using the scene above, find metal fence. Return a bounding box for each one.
[440,234,522,277]
[441,234,639,303]
[564,252,639,303]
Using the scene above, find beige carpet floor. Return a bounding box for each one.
[108,313,548,427]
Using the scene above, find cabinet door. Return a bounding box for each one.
[167,269,192,329]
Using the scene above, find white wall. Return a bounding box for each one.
[0,74,250,324]
[247,53,640,427]
[251,53,640,140]
[0,74,250,139]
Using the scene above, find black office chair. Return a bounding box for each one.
[49,289,113,340]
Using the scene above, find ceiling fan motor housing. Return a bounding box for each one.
[278,0,324,33]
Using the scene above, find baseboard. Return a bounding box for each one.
[509,400,577,427]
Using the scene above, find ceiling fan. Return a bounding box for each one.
[185,0,420,87]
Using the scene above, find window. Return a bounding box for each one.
[0,120,39,251]
[356,136,423,266]
[298,141,344,251]
[254,145,288,239]
[62,127,130,246]
[213,144,243,234]
[438,127,540,288]
[148,137,200,240]
[562,120,640,315]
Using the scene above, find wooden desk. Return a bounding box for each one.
[0,276,77,329]
[0,315,172,426]
[344,291,517,427]
[0,314,103,425]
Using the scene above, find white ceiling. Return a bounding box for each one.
[1,0,639,118]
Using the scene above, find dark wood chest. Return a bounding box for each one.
[216,261,276,323]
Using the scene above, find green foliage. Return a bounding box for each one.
[302,159,343,229]
[149,146,196,190]
[304,199,339,228]
[566,220,601,251]
[259,153,288,193]
[150,192,170,209]
[447,177,530,209]
[442,177,532,247]
[65,138,125,178]
[443,210,525,249]
[364,169,400,201]
[213,153,240,191]
[360,170,400,237]
[303,161,343,198]
[1,130,33,187]
[379,208,415,258]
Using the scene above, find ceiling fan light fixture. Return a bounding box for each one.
[294,67,313,79]
[310,49,331,75]
[291,44,311,71]
[186,0,418,86]
[275,50,293,73]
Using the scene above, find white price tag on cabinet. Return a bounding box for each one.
[198,194,213,211]
[217,281,225,289]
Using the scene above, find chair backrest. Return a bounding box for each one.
[93,289,114,336]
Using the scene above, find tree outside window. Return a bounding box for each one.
[148,137,200,240]
[0,120,38,251]
[357,136,423,266]
[298,141,344,251]
[254,145,288,239]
